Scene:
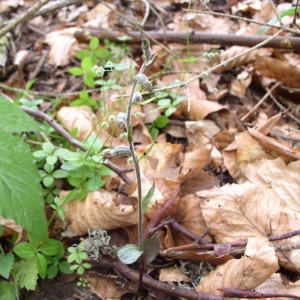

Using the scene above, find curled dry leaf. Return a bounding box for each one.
[61,189,138,235]
[0,216,23,243]
[45,27,78,67]
[196,237,279,295]
[197,182,280,244]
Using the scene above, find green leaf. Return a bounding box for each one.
[0,253,14,279]
[43,175,54,187]
[258,7,300,34]
[142,233,160,265]
[36,252,47,279]
[39,239,63,256]
[47,264,58,279]
[12,258,38,291]
[150,127,159,140]
[42,142,54,153]
[52,169,69,178]
[117,244,143,264]
[46,155,57,165]
[68,67,84,76]
[0,281,17,300]
[89,37,99,51]
[0,97,40,132]
[81,57,93,71]
[77,49,91,60]
[154,115,169,129]
[95,48,111,59]
[165,107,177,117]
[142,183,155,214]
[0,130,48,240]
[157,98,171,108]
[14,243,35,259]
[84,72,95,88]
[58,260,73,274]
[87,174,104,191]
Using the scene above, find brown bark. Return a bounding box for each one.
[84,28,300,52]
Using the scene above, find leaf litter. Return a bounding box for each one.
[1,0,300,299]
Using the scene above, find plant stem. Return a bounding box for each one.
[126,79,143,252]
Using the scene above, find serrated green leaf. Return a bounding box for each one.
[0,97,40,132]
[142,183,155,214]
[0,253,14,279]
[14,243,35,259]
[12,258,38,291]
[0,130,48,240]
[117,244,143,264]
[0,281,17,300]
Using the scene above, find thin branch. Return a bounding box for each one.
[22,107,133,184]
[0,0,52,38]
[85,28,300,51]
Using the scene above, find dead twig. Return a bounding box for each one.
[84,28,300,52]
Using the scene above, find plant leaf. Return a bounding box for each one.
[14,243,35,259]
[39,239,63,256]
[142,233,160,265]
[0,130,48,240]
[0,281,17,300]
[142,183,155,214]
[0,253,14,279]
[117,244,143,264]
[0,97,40,132]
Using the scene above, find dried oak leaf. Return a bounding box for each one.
[61,189,138,235]
[159,267,190,282]
[196,237,279,295]
[197,182,280,244]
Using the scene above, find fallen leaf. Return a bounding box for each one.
[197,182,281,244]
[196,237,279,295]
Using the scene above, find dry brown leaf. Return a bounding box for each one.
[0,217,23,243]
[45,27,78,67]
[87,275,136,299]
[178,148,211,183]
[230,69,252,98]
[248,127,300,161]
[197,182,281,244]
[256,273,300,298]
[214,47,271,73]
[241,157,300,211]
[61,189,138,235]
[196,237,279,295]
[180,82,227,120]
[57,106,98,141]
[171,194,212,245]
[255,56,300,89]
[159,267,190,282]
[137,143,183,181]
